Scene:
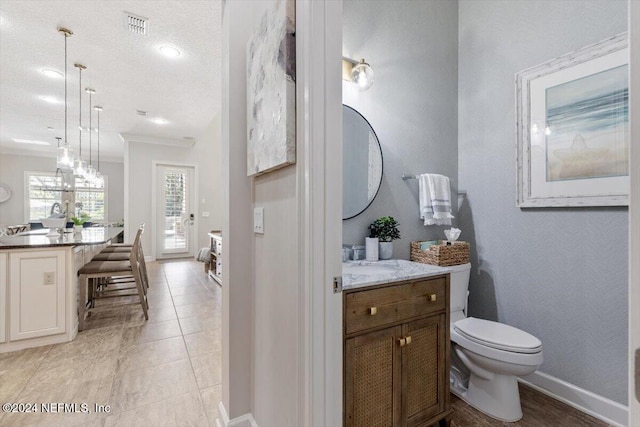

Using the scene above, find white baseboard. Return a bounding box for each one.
[144,255,154,262]
[520,371,628,426]
[217,401,258,427]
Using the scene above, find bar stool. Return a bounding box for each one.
[94,225,149,290]
[100,224,143,252]
[77,227,148,331]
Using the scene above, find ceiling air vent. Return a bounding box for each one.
[136,110,148,117]
[125,12,148,35]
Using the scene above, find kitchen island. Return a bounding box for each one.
[0,227,123,353]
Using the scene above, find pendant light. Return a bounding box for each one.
[56,28,75,170]
[85,87,96,184]
[94,105,104,188]
[73,63,87,178]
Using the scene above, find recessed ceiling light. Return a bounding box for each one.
[41,68,63,79]
[13,138,51,146]
[159,45,181,58]
[40,95,62,104]
[150,117,168,125]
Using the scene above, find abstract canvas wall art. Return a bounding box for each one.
[516,33,629,207]
[246,0,296,176]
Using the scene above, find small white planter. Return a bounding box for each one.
[74,225,83,234]
[379,242,393,260]
[365,237,379,261]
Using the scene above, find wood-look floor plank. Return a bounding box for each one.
[448,384,610,427]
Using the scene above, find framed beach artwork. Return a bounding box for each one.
[246,0,296,177]
[516,33,629,207]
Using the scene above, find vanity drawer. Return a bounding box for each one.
[345,277,446,335]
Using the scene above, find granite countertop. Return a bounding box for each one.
[0,227,124,249]
[342,259,452,291]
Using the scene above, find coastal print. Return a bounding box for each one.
[246,0,296,176]
[545,64,629,182]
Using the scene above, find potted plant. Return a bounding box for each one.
[369,216,401,260]
[71,213,90,234]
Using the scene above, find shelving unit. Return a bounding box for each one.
[208,231,222,285]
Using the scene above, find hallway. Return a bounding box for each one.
[0,259,221,427]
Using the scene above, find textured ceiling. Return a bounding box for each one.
[0,0,221,161]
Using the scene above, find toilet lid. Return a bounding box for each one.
[454,317,542,354]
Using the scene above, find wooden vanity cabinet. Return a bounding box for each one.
[344,275,451,427]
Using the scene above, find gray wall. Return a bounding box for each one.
[457,0,628,404]
[342,0,459,259]
[0,153,124,224]
[125,115,222,259]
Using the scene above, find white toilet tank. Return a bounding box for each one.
[449,263,471,316]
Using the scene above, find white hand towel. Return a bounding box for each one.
[418,174,454,226]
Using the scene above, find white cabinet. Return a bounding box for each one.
[0,253,7,344]
[9,250,66,341]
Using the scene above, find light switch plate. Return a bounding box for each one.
[254,207,264,234]
[43,272,55,286]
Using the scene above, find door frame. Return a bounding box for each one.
[629,0,639,423]
[296,0,343,425]
[151,161,199,261]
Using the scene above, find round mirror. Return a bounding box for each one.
[343,105,383,220]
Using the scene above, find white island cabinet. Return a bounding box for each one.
[0,227,123,353]
[0,253,6,344]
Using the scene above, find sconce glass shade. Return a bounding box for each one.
[351,59,374,91]
[56,145,75,170]
[73,158,87,178]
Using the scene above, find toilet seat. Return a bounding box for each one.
[454,317,542,354]
[451,318,543,366]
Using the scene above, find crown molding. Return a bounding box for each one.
[0,147,124,163]
[119,133,197,148]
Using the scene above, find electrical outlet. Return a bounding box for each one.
[43,272,55,286]
[254,207,264,234]
[202,211,210,217]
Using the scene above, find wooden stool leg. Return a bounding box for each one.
[136,277,148,320]
[79,274,87,331]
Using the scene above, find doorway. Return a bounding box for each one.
[154,163,196,260]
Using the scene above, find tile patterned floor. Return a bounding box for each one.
[0,259,221,427]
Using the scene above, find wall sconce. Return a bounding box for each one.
[342,57,374,91]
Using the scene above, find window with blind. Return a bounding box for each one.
[25,172,107,222]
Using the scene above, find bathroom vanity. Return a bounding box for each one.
[342,260,452,427]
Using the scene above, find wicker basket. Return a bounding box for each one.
[411,241,470,266]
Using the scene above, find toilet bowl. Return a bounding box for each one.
[447,263,543,422]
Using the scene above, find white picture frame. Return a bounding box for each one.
[516,33,629,207]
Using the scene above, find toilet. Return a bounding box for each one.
[448,263,543,422]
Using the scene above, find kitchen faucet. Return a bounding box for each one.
[50,202,62,216]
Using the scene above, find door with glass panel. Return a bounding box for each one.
[155,165,195,259]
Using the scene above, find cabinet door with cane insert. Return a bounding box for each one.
[402,314,449,427]
[345,325,402,427]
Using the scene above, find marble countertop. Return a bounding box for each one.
[0,227,124,249]
[342,259,452,291]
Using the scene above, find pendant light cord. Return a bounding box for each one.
[78,68,82,158]
[64,33,67,146]
[88,91,92,167]
[97,110,100,172]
